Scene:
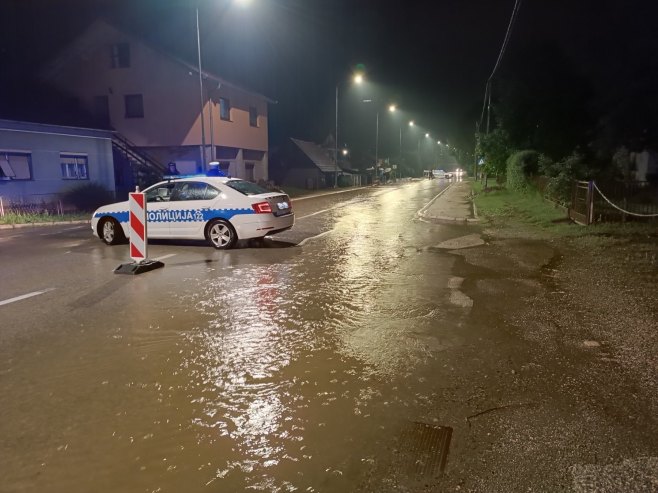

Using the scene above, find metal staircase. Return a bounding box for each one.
[111,133,165,192]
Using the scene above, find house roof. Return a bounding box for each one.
[41,19,276,104]
[291,138,341,173]
[0,118,114,139]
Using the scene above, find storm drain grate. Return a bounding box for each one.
[396,421,453,479]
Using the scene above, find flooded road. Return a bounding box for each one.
[4,180,656,492]
[1,181,474,492]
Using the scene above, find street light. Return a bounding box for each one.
[409,120,415,127]
[196,0,251,171]
[389,104,397,113]
[335,73,364,187]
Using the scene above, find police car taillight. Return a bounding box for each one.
[252,201,272,214]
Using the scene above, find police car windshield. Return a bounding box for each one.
[225,180,269,196]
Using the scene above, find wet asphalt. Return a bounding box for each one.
[0,179,656,492]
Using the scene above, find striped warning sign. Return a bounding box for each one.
[129,192,147,262]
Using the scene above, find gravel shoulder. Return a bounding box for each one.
[437,208,658,491]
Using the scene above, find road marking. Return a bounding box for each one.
[416,183,453,217]
[0,288,55,307]
[154,254,177,261]
[298,229,334,246]
[292,186,368,202]
[297,207,334,220]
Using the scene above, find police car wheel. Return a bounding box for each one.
[207,219,237,250]
[100,217,125,245]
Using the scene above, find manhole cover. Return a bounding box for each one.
[396,421,453,479]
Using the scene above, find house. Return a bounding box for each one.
[271,138,364,190]
[0,119,115,205]
[41,19,273,183]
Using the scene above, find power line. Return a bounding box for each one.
[478,0,523,133]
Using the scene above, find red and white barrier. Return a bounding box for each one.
[129,192,147,262]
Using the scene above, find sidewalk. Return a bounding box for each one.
[418,180,479,224]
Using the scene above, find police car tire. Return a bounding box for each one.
[206,219,237,250]
[99,217,125,245]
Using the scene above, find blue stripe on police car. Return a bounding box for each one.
[95,208,254,223]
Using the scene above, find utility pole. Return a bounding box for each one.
[196,7,207,171]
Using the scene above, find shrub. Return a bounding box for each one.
[477,127,513,179]
[506,150,539,192]
[539,151,591,205]
[60,182,114,211]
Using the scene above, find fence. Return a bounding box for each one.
[0,194,66,217]
[569,180,658,224]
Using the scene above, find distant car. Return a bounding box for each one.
[91,176,294,249]
[432,169,446,179]
[444,171,454,179]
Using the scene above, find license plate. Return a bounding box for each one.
[277,202,289,210]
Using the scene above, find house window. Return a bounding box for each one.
[249,106,258,127]
[111,43,130,68]
[219,98,231,121]
[124,94,144,118]
[60,154,89,180]
[245,162,255,182]
[0,152,32,180]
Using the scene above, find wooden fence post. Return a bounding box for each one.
[586,181,594,225]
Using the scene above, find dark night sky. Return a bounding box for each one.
[1,0,657,158]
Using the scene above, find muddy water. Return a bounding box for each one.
[1,183,476,492]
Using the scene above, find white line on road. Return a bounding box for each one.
[0,288,55,307]
[416,183,453,217]
[154,254,177,261]
[296,207,335,220]
[298,229,334,246]
[292,186,368,202]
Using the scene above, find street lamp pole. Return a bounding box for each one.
[334,84,338,187]
[196,7,207,171]
[375,111,379,178]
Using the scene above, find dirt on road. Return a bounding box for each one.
[435,216,658,492]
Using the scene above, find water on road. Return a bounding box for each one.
[1,182,480,492]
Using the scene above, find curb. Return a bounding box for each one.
[0,220,90,230]
[417,182,480,225]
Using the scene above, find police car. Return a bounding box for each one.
[91,175,294,249]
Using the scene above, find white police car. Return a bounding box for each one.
[91,176,294,249]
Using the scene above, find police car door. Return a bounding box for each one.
[144,183,175,238]
[168,181,212,238]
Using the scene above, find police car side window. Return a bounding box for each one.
[146,184,174,202]
[205,185,220,200]
[171,182,208,201]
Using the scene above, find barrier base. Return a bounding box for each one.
[114,259,165,275]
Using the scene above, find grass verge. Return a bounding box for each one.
[472,181,656,238]
[0,212,89,225]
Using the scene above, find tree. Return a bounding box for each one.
[477,127,512,180]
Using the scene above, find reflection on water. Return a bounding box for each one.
[1,183,466,492]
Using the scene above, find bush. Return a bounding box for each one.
[60,182,114,211]
[539,151,591,205]
[506,150,539,192]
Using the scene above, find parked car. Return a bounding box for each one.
[91,176,294,249]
